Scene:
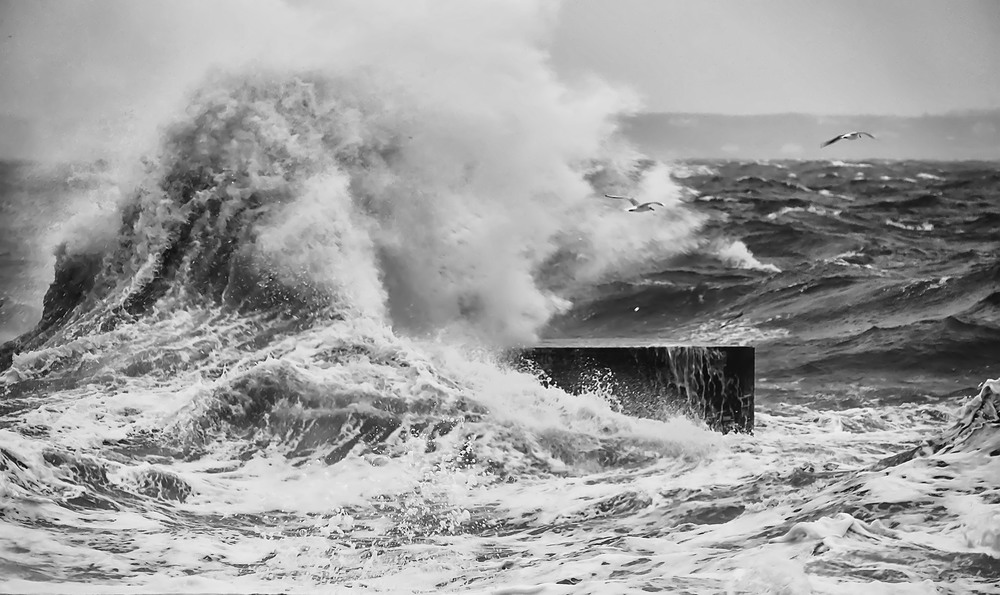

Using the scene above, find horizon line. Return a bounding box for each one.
[630,108,1000,119]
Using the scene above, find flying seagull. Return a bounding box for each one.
[604,194,664,212]
[821,131,876,148]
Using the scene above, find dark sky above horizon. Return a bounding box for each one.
[551,0,1000,116]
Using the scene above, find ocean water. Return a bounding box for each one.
[2,10,1000,594]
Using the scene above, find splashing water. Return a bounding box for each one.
[8,0,707,346]
[5,2,996,594]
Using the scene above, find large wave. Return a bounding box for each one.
[10,1,705,347]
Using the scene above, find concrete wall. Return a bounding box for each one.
[512,345,754,434]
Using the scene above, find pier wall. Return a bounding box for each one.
[512,345,754,434]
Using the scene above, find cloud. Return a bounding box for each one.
[972,120,998,138]
[780,142,803,155]
[668,116,699,128]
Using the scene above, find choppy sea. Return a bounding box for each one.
[1,73,999,594]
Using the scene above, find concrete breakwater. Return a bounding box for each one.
[512,343,754,434]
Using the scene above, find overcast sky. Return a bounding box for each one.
[1,0,999,160]
[551,0,1000,116]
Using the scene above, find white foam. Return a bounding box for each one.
[711,239,781,273]
[886,218,934,232]
[828,161,873,168]
[3,3,999,593]
[765,205,842,221]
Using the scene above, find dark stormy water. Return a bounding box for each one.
[1,72,999,594]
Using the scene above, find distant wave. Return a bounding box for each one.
[885,218,934,231]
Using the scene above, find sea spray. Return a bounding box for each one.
[14,72,703,348]
[9,3,996,592]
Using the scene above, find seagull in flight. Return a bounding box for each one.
[604,194,664,212]
[821,131,876,148]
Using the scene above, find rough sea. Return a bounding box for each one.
[2,42,1000,595]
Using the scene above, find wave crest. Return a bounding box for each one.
[15,69,706,350]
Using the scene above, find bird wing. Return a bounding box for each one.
[604,194,631,200]
[820,135,844,148]
[859,131,876,139]
[627,198,640,207]
[642,202,664,207]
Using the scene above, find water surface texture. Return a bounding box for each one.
[1,73,999,595]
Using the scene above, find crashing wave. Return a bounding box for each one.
[872,378,1000,470]
[2,71,711,368]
